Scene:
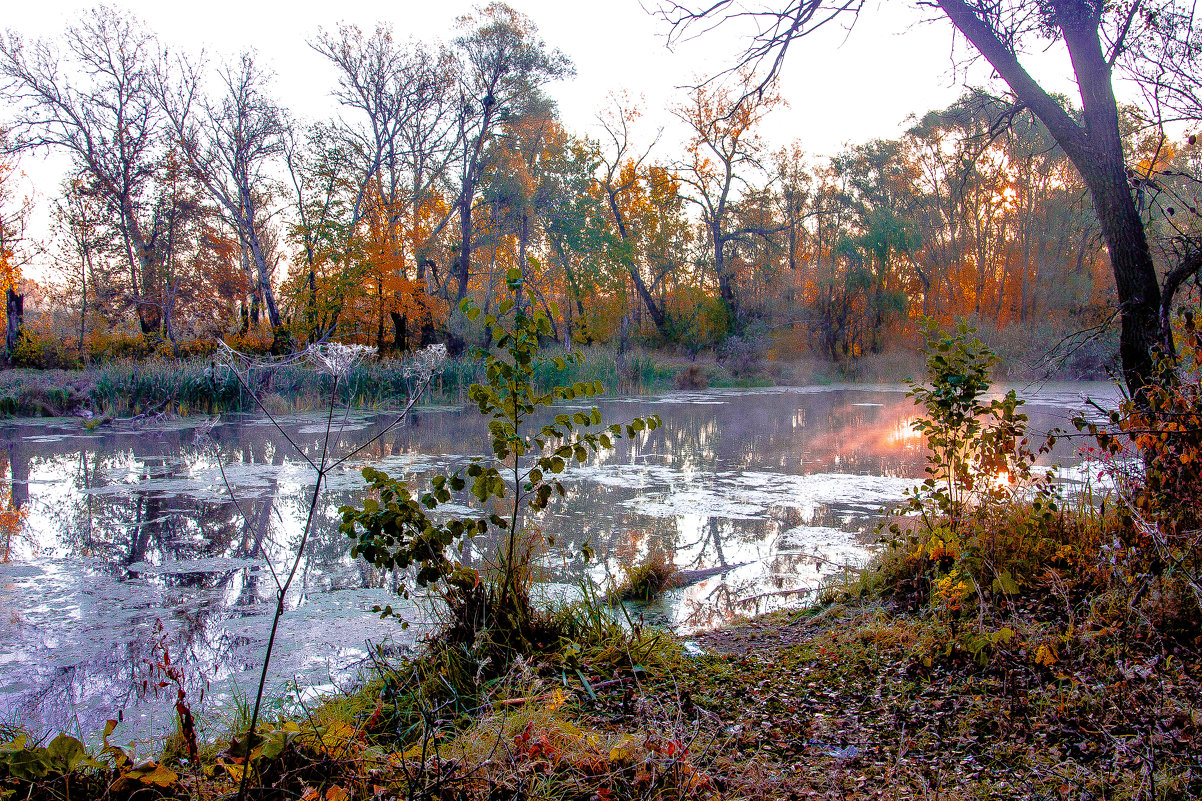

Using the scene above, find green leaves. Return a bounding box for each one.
[0,733,105,783]
[345,277,664,623]
[339,466,486,596]
[904,318,1053,526]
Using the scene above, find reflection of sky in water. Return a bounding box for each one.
[0,382,1118,741]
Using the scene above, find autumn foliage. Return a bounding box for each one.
[0,6,1196,375]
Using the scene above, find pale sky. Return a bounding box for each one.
[4,0,1083,276]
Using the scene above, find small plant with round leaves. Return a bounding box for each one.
[341,269,662,633]
[903,318,1055,531]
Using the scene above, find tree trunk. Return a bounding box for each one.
[1084,166,1163,386]
[713,228,739,333]
[246,233,281,329]
[937,0,1166,398]
[4,290,23,364]
[391,311,407,353]
[455,191,473,303]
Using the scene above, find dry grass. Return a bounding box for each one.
[611,551,682,602]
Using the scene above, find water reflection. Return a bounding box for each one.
[0,383,1114,740]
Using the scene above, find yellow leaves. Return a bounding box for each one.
[933,568,971,612]
[104,736,178,792]
[124,760,178,786]
[219,759,246,782]
[924,533,961,562]
[301,785,350,801]
[1135,141,1176,177]
[607,735,639,765]
[310,720,362,760]
[1034,643,1058,667]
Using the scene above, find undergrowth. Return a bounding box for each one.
[611,551,682,602]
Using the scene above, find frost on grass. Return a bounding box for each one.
[307,343,377,378]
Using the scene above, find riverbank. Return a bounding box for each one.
[0,348,709,419]
[4,489,1197,801]
[0,342,1110,420]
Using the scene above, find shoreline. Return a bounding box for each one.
[0,347,1113,422]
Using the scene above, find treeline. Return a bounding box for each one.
[0,3,1194,368]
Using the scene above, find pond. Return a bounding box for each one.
[0,382,1115,742]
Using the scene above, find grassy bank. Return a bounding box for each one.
[0,346,684,419]
[4,487,1196,801]
[0,347,916,420]
[0,335,1114,421]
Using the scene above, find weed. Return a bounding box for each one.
[612,551,682,602]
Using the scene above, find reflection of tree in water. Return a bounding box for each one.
[1,421,346,736]
[0,456,29,562]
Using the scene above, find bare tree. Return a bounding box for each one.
[0,6,166,335]
[595,97,674,339]
[674,75,784,332]
[157,52,285,330]
[657,0,1201,398]
[54,181,101,354]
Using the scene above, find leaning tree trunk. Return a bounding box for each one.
[1082,163,1163,395]
[937,0,1166,400]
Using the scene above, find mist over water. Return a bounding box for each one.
[0,383,1115,741]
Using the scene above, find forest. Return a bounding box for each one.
[0,2,1195,379]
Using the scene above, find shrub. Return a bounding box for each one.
[9,330,83,370]
[675,363,707,390]
[872,319,1062,616]
[342,271,661,669]
[717,331,767,378]
[1076,310,1202,623]
[903,318,1055,530]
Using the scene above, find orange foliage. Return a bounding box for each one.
[0,459,29,564]
[0,152,27,333]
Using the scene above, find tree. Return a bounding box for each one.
[449,3,572,309]
[0,6,168,336]
[831,139,922,352]
[675,73,784,334]
[157,52,285,330]
[310,24,458,349]
[0,142,32,360]
[595,98,679,340]
[657,0,1201,398]
[905,94,1106,326]
[54,179,104,354]
[539,133,612,345]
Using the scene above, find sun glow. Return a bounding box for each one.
[890,418,923,445]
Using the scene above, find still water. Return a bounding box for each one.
[0,383,1114,741]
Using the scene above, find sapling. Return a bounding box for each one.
[342,271,661,653]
